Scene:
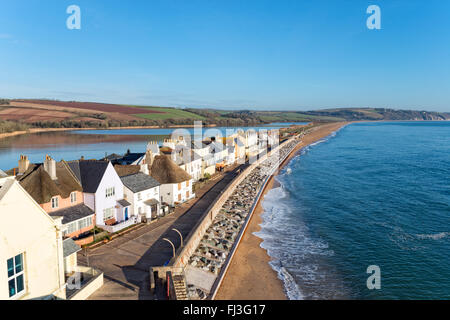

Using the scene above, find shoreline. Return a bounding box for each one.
[214,121,349,300]
[0,124,219,140]
[1,119,446,141]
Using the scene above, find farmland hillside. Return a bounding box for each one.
[0,99,448,134]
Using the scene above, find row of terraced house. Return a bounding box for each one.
[0,128,279,300]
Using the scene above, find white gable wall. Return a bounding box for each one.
[94,163,124,225]
[0,179,65,300]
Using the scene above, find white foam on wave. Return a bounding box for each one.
[416,232,450,240]
[256,177,335,300]
[255,184,306,300]
[254,129,345,299]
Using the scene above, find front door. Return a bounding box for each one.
[125,207,129,220]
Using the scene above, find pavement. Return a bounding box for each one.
[79,163,247,300]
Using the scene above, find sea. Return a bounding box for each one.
[256,121,450,300]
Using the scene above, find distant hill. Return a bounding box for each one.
[297,108,450,121]
[1,99,449,134]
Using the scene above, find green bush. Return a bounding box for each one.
[0,120,29,134]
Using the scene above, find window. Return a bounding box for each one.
[7,253,25,298]
[137,193,142,201]
[178,183,181,191]
[103,207,115,221]
[78,217,90,230]
[70,192,77,204]
[178,194,181,202]
[186,181,189,187]
[66,222,77,235]
[51,197,59,209]
[105,187,115,198]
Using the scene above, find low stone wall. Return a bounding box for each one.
[172,154,267,269]
[172,138,294,270]
[74,235,94,246]
[209,140,296,299]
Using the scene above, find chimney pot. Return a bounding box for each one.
[18,155,30,175]
[44,155,57,180]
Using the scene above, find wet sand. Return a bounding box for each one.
[215,122,348,300]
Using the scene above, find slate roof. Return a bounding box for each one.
[114,165,141,177]
[63,238,81,258]
[117,199,131,207]
[49,203,94,224]
[120,172,160,193]
[103,153,122,162]
[109,153,145,165]
[67,160,109,193]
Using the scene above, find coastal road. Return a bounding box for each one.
[78,163,248,300]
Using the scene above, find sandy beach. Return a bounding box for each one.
[215,121,348,300]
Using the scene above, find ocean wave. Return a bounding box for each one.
[270,262,304,300]
[416,232,450,240]
[256,179,336,300]
[296,128,343,158]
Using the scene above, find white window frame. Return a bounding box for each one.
[103,207,115,221]
[7,253,26,299]
[51,196,59,209]
[105,187,115,198]
[70,192,77,204]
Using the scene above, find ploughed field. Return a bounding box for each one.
[13,99,163,114]
[0,100,205,124]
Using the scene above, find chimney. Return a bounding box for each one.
[145,149,154,167]
[140,164,149,175]
[18,155,30,175]
[43,155,57,180]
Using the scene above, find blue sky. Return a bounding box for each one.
[0,0,449,111]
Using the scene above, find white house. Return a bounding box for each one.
[0,177,66,300]
[68,160,132,233]
[209,140,229,171]
[117,170,161,221]
[160,145,203,182]
[150,155,195,206]
[192,141,216,178]
[226,145,236,165]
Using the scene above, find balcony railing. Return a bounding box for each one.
[65,266,103,300]
[100,216,137,233]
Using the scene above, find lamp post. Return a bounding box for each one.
[163,238,176,258]
[172,228,183,247]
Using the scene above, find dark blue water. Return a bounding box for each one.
[256,121,450,299]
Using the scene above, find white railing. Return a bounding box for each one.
[100,216,137,233]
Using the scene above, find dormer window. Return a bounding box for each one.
[70,192,77,204]
[51,197,59,209]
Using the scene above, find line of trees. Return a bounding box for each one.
[0,120,29,134]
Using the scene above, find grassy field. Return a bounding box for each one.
[129,106,206,120]
[258,112,343,122]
